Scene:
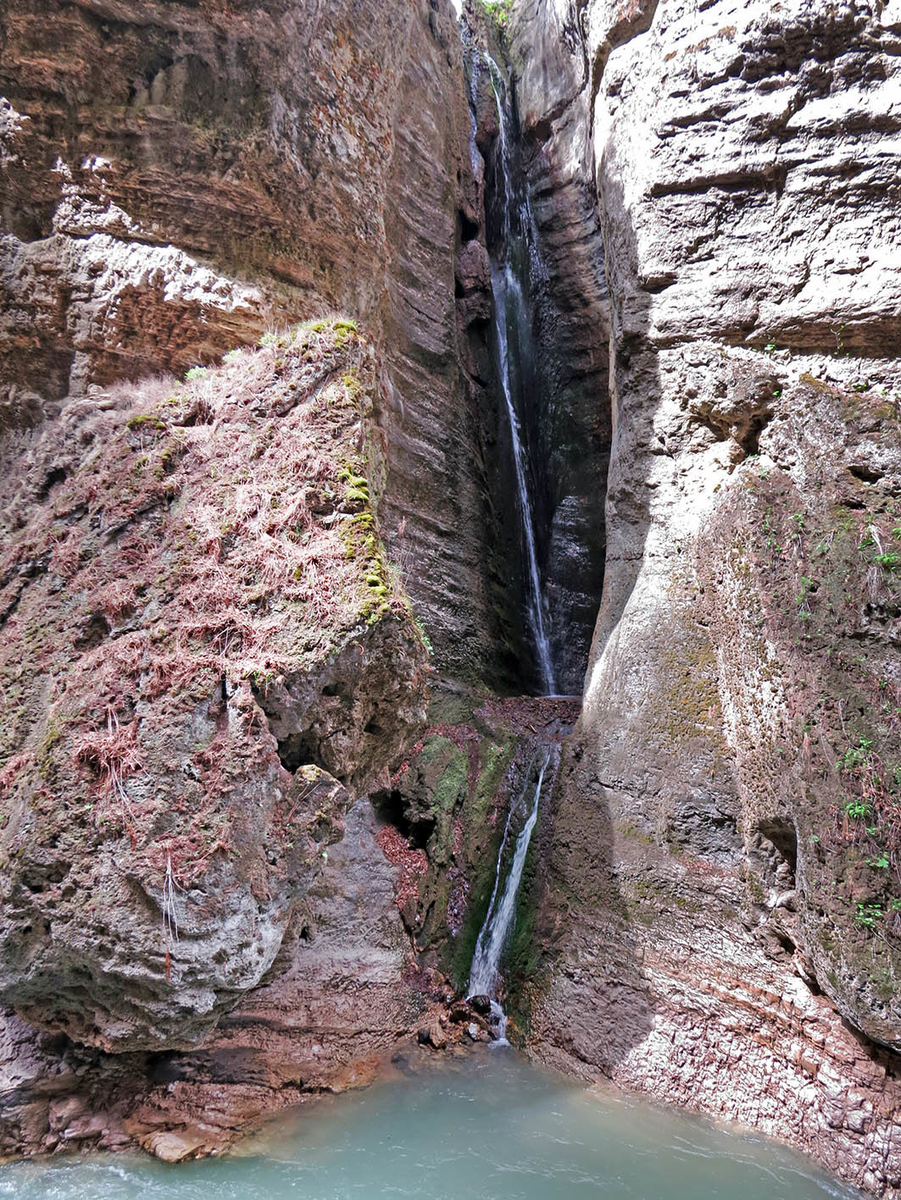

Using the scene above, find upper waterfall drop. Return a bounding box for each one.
[479,51,557,697]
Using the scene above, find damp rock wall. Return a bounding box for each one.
[513,0,901,1194]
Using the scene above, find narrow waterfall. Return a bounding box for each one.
[468,748,553,1042]
[482,54,556,697]
[461,49,564,1039]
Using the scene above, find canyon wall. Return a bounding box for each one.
[512,0,901,1194]
[2,0,901,1191]
[0,0,483,1154]
[0,0,511,685]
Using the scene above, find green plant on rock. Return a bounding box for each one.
[338,465,370,506]
[477,0,514,29]
[844,797,872,821]
[126,413,166,432]
[840,737,874,773]
[856,901,883,929]
[875,550,901,572]
[413,616,433,657]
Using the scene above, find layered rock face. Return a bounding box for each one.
[0,324,428,1053]
[0,323,438,1155]
[2,0,901,1191]
[0,0,508,684]
[512,0,901,1193]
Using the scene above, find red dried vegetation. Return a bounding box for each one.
[376,823,428,913]
[0,320,420,894]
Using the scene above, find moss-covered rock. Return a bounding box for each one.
[373,691,578,999]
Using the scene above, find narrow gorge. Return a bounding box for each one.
[1,0,900,1196]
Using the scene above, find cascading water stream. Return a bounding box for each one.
[461,52,564,1040]
[482,54,556,698]
[468,749,551,1043]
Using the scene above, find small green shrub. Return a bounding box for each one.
[840,737,874,772]
[856,902,883,929]
[477,0,514,28]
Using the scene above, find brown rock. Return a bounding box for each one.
[0,327,427,1053]
[144,1127,219,1163]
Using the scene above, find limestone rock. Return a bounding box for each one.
[0,323,428,1053]
[515,0,901,1194]
[0,0,509,685]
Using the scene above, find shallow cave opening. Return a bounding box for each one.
[757,815,798,879]
[73,610,110,651]
[739,410,773,457]
[458,208,480,242]
[38,466,68,499]
[371,788,435,850]
[848,462,884,484]
[270,730,327,777]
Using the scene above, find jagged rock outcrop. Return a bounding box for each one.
[0,796,444,1160]
[0,323,428,1054]
[512,0,901,1193]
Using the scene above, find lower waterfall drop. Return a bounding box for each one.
[468,748,555,1042]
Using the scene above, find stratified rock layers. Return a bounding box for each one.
[0,0,504,684]
[1,0,901,1191]
[513,0,901,1194]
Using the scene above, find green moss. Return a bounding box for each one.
[643,611,724,750]
[444,864,495,994]
[434,753,468,816]
[126,414,166,431]
[35,717,65,783]
[504,835,543,1029]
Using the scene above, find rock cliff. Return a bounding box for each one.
[0,321,429,1049]
[0,0,514,685]
[510,0,901,1193]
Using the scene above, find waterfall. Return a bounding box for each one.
[468,749,552,1043]
[459,50,563,1042]
[482,54,557,697]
